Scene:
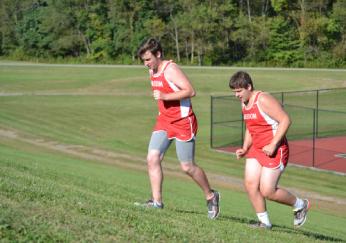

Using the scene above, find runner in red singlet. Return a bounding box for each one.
[135,38,220,219]
[150,59,197,141]
[242,91,289,169]
[229,71,310,229]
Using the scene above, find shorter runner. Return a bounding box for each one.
[229,71,310,229]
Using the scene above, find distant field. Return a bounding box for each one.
[0,62,346,242]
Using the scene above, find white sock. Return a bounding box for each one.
[257,211,272,226]
[293,198,304,210]
[154,201,162,206]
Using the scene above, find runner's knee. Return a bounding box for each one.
[244,179,258,193]
[260,185,276,199]
[180,163,196,175]
[147,151,161,166]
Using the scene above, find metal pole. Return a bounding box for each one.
[210,96,213,148]
[316,90,319,138]
[312,108,316,167]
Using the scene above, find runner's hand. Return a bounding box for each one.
[235,148,247,159]
[262,143,276,157]
[153,90,166,100]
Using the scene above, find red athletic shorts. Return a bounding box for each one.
[246,144,289,169]
[153,114,197,141]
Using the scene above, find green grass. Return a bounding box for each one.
[1,142,345,242]
[0,62,346,242]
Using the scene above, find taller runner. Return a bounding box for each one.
[229,71,310,229]
[136,38,220,219]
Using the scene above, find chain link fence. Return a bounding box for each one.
[211,88,346,171]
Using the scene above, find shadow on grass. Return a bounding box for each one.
[173,209,344,242]
[271,223,345,242]
[220,215,344,242]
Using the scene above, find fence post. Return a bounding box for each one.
[316,90,319,138]
[312,108,316,167]
[210,96,213,148]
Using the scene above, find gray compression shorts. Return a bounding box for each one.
[148,130,195,163]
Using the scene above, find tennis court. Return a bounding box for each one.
[216,135,346,174]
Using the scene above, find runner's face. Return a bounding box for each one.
[141,50,161,71]
[232,87,252,103]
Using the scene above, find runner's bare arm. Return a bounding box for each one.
[153,63,195,101]
[236,128,252,159]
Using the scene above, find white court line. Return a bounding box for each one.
[335,154,346,159]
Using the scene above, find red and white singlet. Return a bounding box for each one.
[150,61,197,141]
[243,91,289,169]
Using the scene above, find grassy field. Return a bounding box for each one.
[1,61,346,242]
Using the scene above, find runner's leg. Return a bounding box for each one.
[244,158,266,213]
[176,138,214,199]
[259,167,296,206]
[147,131,171,204]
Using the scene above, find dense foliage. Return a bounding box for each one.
[0,0,345,67]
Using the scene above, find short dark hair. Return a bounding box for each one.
[229,71,254,90]
[137,38,163,59]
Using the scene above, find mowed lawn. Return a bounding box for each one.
[0,62,346,242]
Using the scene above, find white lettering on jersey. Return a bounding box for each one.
[151,81,163,87]
[244,113,257,120]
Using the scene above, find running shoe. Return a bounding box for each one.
[293,199,310,227]
[249,221,272,230]
[207,190,220,219]
[134,199,164,209]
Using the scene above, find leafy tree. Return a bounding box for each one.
[16,2,49,57]
[270,0,289,13]
[266,16,302,65]
[299,15,330,58]
[107,0,154,62]
[0,0,30,55]
[331,0,346,61]
[0,0,345,67]
[232,13,271,64]
[210,0,237,65]
[38,0,85,57]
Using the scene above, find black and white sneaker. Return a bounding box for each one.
[293,199,310,228]
[207,190,220,219]
[249,221,272,230]
[134,199,164,209]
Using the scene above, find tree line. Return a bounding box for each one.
[0,0,345,67]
